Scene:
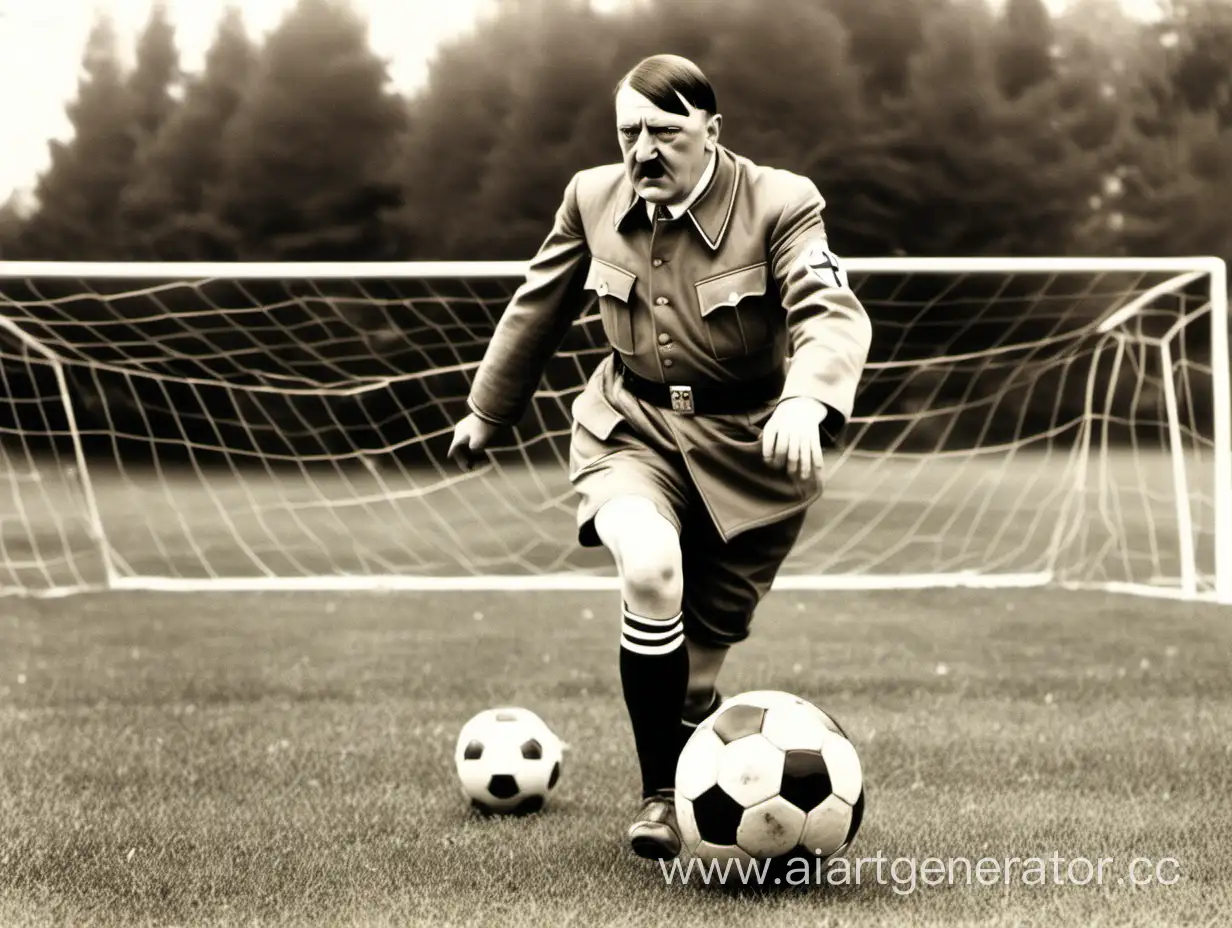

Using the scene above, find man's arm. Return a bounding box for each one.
[467,172,590,427]
[767,176,873,442]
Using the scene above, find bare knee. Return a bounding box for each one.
[622,551,681,616]
[595,497,682,618]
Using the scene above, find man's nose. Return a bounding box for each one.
[633,129,657,162]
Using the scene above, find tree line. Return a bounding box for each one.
[0,0,1229,264]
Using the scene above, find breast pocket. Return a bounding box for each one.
[695,262,772,360]
[583,258,637,355]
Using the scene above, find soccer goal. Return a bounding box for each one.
[0,256,1227,603]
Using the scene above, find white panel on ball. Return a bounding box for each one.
[759,704,829,753]
[717,736,785,807]
[676,727,725,801]
[737,795,808,858]
[820,729,863,805]
[800,793,854,859]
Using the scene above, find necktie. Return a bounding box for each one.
[654,205,672,222]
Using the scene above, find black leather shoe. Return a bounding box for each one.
[628,793,682,860]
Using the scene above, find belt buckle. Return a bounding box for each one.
[669,385,695,414]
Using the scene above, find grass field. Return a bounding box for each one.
[1,443,1220,593]
[2,583,1231,927]
[2,447,1230,926]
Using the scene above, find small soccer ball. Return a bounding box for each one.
[454,706,564,815]
[675,690,864,866]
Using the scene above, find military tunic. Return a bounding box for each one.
[466,145,872,643]
[470,144,871,533]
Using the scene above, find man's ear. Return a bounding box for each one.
[706,113,722,151]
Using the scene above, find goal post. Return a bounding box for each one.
[0,256,1227,603]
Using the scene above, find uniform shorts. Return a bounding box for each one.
[568,373,810,649]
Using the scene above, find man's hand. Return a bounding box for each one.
[448,413,500,471]
[761,397,828,482]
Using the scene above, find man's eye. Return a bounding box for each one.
[655,128,680,137]
[620,128,638,140]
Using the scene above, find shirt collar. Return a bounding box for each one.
[644,149,717,222]
[615,145,739,250]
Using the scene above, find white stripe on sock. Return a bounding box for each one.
[621,608,682,626]
[620,632,685,656]
[621,621,682,642]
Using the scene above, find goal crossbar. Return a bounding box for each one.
[0,256,1226,279]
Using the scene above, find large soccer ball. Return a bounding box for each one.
[454,707,564,814]
[675,690,864,865]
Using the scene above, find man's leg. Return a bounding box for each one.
[678,507,811,742]
[593,494,689,859]
[678,638,728,750]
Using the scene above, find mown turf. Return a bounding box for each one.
[2,586,1229,926]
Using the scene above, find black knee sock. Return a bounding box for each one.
[620,603,689,799]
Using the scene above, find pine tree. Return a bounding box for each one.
[392,0,562,258]
[0,192,29,258]
[852,0,1104,257]
[128,1,181,150]
[996,0,1057,99]
[21,14,136,259]
[118,6,257,259]
[465,0,619,258]
[210,0,408,260]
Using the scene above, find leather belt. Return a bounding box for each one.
[612,352,782,415]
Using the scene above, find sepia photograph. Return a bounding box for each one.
[0,0,1229,924]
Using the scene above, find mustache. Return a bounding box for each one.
[634,160,666,180]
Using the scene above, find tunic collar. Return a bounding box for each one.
[614,145,738,251]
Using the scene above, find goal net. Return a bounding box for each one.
[0,257,1227,603]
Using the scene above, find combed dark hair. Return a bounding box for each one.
[615,54,717,116]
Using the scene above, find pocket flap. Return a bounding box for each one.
[583,259,636,303]
[570,384,623,441]
[696,263,769,317]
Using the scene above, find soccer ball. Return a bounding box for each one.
[675,690,864,865]
[454,706,564,815]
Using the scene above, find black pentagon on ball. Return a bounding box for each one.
[711,704,766,744]
[693,784,746,845]
[520,738,542,760]
[779,749,832,813]
[463,740,484,760]
[548,760,561,789]
[487,774,520,799]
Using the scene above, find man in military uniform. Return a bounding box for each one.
[449,54,872,860]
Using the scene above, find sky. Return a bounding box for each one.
[0,0,1166,202]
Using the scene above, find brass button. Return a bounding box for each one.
[597,282,609,295]
[658,333,671,345]
[652,258,664,267]
[663,358,674,367]
[655,296,669,306]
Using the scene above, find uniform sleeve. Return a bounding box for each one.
[466,173,590,426]
[768,176,872,440]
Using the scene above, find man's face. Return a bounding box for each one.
[615,83,719,205]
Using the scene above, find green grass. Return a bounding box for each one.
[2,585,1230,926]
